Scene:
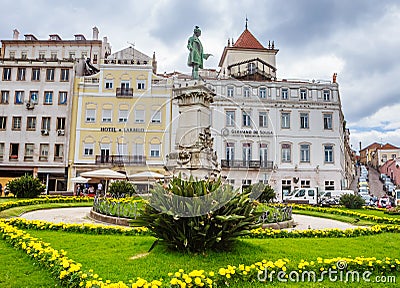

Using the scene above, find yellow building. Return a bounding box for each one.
[68,47,173,192]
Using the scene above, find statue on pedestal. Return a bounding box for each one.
[187,26,211,80]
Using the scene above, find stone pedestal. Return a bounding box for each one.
[165,82,220,179]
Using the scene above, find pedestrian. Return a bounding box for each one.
[76,183,81,196]
[97,182,103,195]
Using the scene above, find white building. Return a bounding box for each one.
[172,26,351,200]
[0,27,108,193]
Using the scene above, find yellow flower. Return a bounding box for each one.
[218,268,226,275]
[194,277,202,285]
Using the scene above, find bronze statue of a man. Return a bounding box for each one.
[187,26,211,80]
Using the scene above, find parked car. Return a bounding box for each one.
[378,197,392,209]
[358,187,369,194]
[379,174,387,182]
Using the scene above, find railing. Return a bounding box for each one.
[258,206,293,223]
[221,160,274,169]
[95,155,146,166]
[116,87,133,97]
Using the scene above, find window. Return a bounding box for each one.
[39,144,49,161]
[69,52,75,60]
[392,154,397,159]
[2,68,11,80]
[54,144,64,160]
[137,80,146,90]
[227,86,234,97]
[324,145,334,163]
[281,88,288,99]
[382,154,387,162]
[135,110,145,123]
[51,52,57,60]
[17,68,26,81]
[86,109,96,122]
[117,143,128,156]
[83,143,94,156]
[15,91,24,104]
[300,144,310,163]
[81,51,87,59]
[133,143,144,157]
[24,144,34,160]
[248,62,256,74]
[118,110,128,123]
[44,91,53,104]
[323,90,330,101]
[9,51,15,59]
[0,117,6,130]
[323,113,332,130]
[0,143,4,159]
[27,117,36,130]
[32,68,40,81]
[93,54,98,64]
[226,142,235,161]
[28,91,38,104]
[41,117,51,131]
[105,80,113,89]
[1,91,9,104]
[226,111,235,126]
[10,143,19,159]
[121,81,130,89]
[260,143,268,166]
[46,69,55,81]
[259,112,268,127]
[151,110,161,123]
[243,87,250,97]
[259,87,266,98]
[281,143,291,162]
[12,117,22,130]
[242,143,251,163]
[325,180,335,191]
[21,51,27,59]
[150,144,160,157]
[58,92,67,104]
[242,111,251,127]
[57,117,65,130]
[301,180,311,188]
[60,69,69,81]
[281,112,290,129]
[300,113,309,129]
[102,109,112,123]
[38,51,45,60]
[300,89,307,100]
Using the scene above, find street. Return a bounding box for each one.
[350,165,386,198]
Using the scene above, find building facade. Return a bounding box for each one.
[68,47,173,192]
[0,28,107,192]
[173,27,352,200]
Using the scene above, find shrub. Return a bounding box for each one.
[108,180,136,197]
[131,175,261,253]
[6,174,45,198]
[256,184,276,203]
[339,193,364,209]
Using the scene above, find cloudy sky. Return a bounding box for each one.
[1,0,400,152]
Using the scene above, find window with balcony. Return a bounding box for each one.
[226,110,235,126]
[102,109,112,123]
[259,112,268,127]
[324,145,334,163]
[44,91,53,104]
[259,143,268,166]
[242,111,251,127]
[1,91,10,104]
[281,143,291,162]
[242,143,251,164]
[15,91,24,104]
[151,110,161,123]
[57,117,65,130]
[39,144,49,161]
[32,68,40,81]
[133,143,144,159]
[150,144,160,158]
[323,113,332,130]
[300,144,310,163]
[12,117,22,130]
[24,143,34,161]
[85,109,96,123]
[60,69,69,81]
[0,117,6,130]
[27,117,36,130]
[118,110,128,123]
[46,68,55,81]
[2,68,11,80]
[135,110,145,123]
[10,143,19,160]
[226,142,235,162]
[17,68,26,81]
[300,113,309,129]
[281,112,290,129]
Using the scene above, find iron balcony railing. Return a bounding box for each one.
[95,155,146,166]
[221,159,274,169]
[116,87,133,97]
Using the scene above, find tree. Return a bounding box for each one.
[6,174,45,198]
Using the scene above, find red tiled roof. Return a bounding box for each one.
[233,29,264,49]
[360,142,381,151]
[380,143,400,150]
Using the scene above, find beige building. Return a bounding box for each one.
[0,27,108,193]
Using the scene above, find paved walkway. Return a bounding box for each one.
[20,207,358,230]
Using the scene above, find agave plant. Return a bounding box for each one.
[131,175,261,253]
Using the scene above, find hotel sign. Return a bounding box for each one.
[100,127,145,133]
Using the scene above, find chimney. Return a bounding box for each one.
[152,52,157,74]
[13,29,19,40]
[92,26,99,40]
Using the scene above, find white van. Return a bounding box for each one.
[321,190,356,198]
[284,188,319,205]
